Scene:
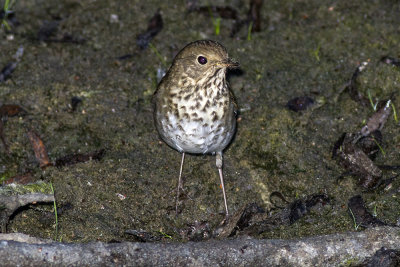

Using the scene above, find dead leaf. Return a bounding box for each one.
[26,129,52,168]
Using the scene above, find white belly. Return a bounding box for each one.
[160,114,234,154]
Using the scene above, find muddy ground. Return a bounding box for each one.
[0,0,399,243]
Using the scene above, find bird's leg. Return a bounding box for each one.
[216,151,229,217]
[176,152,185,214]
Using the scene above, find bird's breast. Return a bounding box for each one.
[156,87,235,154]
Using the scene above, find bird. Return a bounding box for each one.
[153,40,239,216]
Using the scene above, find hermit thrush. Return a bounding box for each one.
[153,40,238,216]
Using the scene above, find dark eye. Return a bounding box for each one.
[197,56,207,65]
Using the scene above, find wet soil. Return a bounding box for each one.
[0,0,399,242]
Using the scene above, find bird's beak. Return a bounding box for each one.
[217,58,240,69]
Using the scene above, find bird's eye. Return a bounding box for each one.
[197,56,207,65]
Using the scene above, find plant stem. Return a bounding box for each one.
[247,21,253,41]
[50,182,58,241]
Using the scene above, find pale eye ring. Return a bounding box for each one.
[197,56,207,65]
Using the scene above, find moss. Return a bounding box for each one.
[0,0,399,242]
[340,257,363,267]
[0,181,52,196]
